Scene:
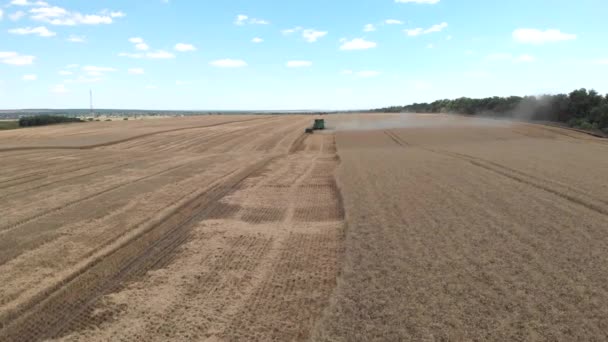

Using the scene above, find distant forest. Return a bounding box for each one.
[18,115,83,127]
[373,88,608,134]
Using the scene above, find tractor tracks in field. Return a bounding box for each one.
[289,132,308,154]
[523,122,608,142]
[385,128,608,218]
[0,116,273,153]
[0,161,193,235]
[0,158,138,199]
[0,159,115,190]
[384,130,408,147]
[0,152,95,184]
[451,153,608,217]
[0,156,278,342]
[107,119,261,153]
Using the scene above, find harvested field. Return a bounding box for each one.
[2,113,608,341]
[0,115,343,341]
[0,115,272,150]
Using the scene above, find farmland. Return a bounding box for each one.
[314,114,608,341]
[1,114,608,341]
[0,115,342,341]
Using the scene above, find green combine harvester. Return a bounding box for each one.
[305,119,325,133]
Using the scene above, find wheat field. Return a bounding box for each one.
[1,114,607,341]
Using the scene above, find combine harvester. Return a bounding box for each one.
[305,119,325,134]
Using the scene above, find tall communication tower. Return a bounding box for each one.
[89,89,94,117]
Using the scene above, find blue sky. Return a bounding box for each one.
[0,0,607,110]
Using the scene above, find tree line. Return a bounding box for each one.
[19,115,83,127]
[373,88,608,133]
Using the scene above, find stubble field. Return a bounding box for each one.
[1,114,607,341]
[0,115,343,341]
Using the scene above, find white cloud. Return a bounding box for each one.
[404,28,423,36]
[76,14,112,25]
[22,74,37,81]
[8,26,55,37]
[128,68,145,75]
[146,50,175,59]
[128,37,150,50]
[512,28,576,44]
[302,29,327,43]
[234,14,269,26]
[282,27,327,42]
[426,43,434,49]
[357,70,380,77]
[58,70,73,75]
[363,24,376,32]
[134,43,148,51]
[385,19,403,25]
[234,14,248,25]
[340,38,377,50]
[0,9,3,20]
[596,59,608,65]
[10,0,49,6]
[395,0,439,3]
[129,37,144,44]
[252,37,263,43]
[250,18,269,25]
[29,5,124,26]
[66,63,79,68]
[282,26,302,35]
[286,60,312,68]
[110,11,125,18]
[82,66,116,77]
[123,38,175,58]
[405,22,448,36]
[67,34,85,43]
[51,84,68,93]
[341,69,353,75]
[426,22,448,33]
[9,11,26,21]
[210,59,247,68]
[29,6,66,19]
[0,51,35,65]
[174,43,196,52]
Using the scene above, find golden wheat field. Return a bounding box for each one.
[1,114,607,341]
